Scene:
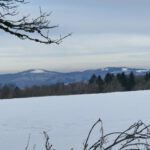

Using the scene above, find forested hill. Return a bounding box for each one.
[0,67,149,88]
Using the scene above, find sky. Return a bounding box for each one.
[1,0,150,73]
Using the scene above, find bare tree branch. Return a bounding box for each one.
[43,131,55,150]
[84,119,150,150]
[0,0,70,44]
[24,119,150,150]
[25,134,31,150]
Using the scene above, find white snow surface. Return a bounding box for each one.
[136,69,149,73]
[30,69,46,74]
[122,67,128,72]
[0,90,150,150]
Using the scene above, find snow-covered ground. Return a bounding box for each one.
[0,90,150,150]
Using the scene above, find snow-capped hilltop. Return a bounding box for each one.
[20,69,48,74]
[27,69,60,74]
[0,67,149,87]
[18,69,60,76]
[136,69,149,73]
[29,69,48,74]
[122,67,128,72]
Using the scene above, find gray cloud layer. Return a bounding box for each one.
[0,0,150,72]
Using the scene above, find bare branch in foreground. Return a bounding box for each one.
[25,119,150,150]
[25,134,31,150]
[84,119,150,150]
[0,0,71,44]
[43,131,55,150]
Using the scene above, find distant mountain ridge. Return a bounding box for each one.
[0,67,149,88]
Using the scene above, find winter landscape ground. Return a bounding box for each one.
[0,90,149,150]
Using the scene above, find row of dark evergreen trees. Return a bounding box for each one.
[0,72,150,99]
[89,72,150,93]
[89,72,136,92]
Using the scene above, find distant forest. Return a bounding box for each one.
[0,72,150,99]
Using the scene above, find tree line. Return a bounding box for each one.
[0,72,150,99]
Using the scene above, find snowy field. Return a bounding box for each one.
[0,90,150,150]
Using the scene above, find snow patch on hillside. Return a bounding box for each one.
[122,68,128,72]
[30,69,46,74]
[136,69,149,73]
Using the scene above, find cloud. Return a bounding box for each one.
[51,34,150,55]
[1,0,150,72]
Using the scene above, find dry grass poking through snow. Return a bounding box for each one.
[26,119,150,150]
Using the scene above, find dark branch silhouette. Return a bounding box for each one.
[0,0,71,44]
[24,119,150,150]
[84,119,150,150]
[43,131,55,150]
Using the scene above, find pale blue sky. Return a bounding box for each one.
[1,0,150,73]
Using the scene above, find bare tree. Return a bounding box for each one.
[0,0,70,44]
